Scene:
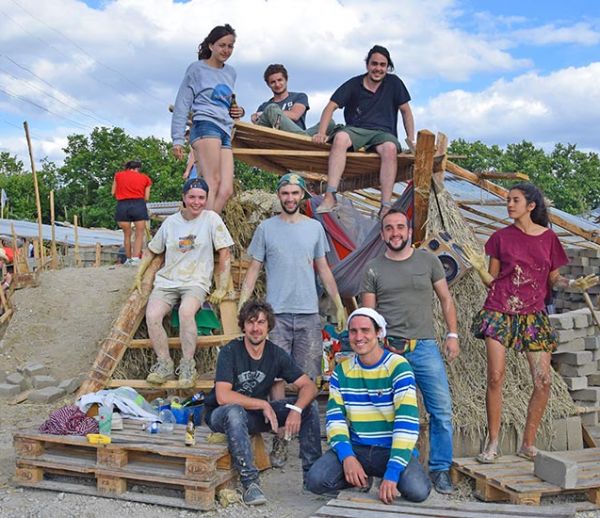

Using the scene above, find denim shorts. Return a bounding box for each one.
[190,120,232,148]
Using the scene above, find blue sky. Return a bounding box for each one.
[1,0,599,166]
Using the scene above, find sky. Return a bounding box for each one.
[0,0,599,167]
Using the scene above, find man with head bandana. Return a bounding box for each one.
[305,307,431,504]
[239,171,347,467]
[359,208,459,495]
[136,178,234,388]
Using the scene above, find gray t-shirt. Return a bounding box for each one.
[171,60,237,145]
[247,215,329,314]
[257,92,309,130]
[360,249,445,339]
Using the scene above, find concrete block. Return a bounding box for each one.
[571,387,600,402]
[6,372,27,390]
[554,338,585,353]
[570,256,589,266]
[585,336,600,350]
[23,363,48,377]
[58,377,81,394]
[0,370,6,383]
[573,313,590,328]
[580,248,600,258]
[583,266,597,275]
[562,376,588,391]
[566,416,584,450]
[28,387,65,404]
[31,375,57,389]
[534,451,578,489]
[588,373,600,386]
[550,418,568,451]
[559,362,597,377]
[0,383,21,397]
[553,351,593,366]
[550,315,574,330]
[581,411,599,427]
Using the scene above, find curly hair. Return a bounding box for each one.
[263,64,288,83]
[238,299,276,331]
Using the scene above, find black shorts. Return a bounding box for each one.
[115,199,149,222]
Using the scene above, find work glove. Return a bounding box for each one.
[571,274,600,292]
[209,268,231,305]
[333,294,347,333]
[463,244,494,285]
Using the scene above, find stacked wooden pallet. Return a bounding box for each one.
[452,451,600,506]
[14,420,270,510]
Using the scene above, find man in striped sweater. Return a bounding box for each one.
[305,308,431,504]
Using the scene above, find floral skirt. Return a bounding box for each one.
[471,309,558,353]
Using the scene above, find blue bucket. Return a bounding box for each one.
[172,404,203,425]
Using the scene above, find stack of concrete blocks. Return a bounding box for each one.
[550,308,600,441]
[555,247,600,312]
[0,362,82,403]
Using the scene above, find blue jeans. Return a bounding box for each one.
[305,446,431,502]
[190,119,232,148]
[205,398,322,487]
[403,339,453,472]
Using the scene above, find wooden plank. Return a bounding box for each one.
[412,130,436,244]
[8,389,33,405]
[479,171,529,180]
[107,379,216,390]
[128,333,240,349]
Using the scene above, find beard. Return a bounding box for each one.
[384,237,409,252]
[281,201,300,215]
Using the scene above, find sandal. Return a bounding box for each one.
[476,449,499,464]
[516,446,538,461]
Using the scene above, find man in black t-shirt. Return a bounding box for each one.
[204,299,322,506]
[312,45,415,216]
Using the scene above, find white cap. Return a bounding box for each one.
[347,307,387,339]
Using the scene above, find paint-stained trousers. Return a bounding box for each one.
[205,398,322,487]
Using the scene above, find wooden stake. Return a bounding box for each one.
[49,190,58,269]
[23,121,44,270]
[10,223,20,275]
[95,242,101,267]
[73,215,82,267]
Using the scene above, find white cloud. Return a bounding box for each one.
[417,62,600,150]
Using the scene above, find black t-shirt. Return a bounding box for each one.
[204,338,304,416]
[331,74,411,136]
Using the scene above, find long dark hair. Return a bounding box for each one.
[510,182,550,227]
[198,24,236,60]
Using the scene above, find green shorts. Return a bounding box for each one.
[333,126,401,152]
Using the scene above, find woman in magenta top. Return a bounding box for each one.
[470,183,597,463]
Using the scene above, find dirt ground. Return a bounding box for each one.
[1,267,599,517]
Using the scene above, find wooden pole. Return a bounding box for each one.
[73,215,82,267]
[23,121,44,270]
[10,223,19,275]
[49,190,58,269]
[94,242,101,267]
[412,129,436,245]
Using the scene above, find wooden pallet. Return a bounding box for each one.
[311,491,575,517]
[452,450,600,506]
[14,420,270,510]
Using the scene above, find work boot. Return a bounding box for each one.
[430,469,455,494]
[176,358,198,389]
[270,435,288,468]
[242,482,267,506]
[146,358,175,384]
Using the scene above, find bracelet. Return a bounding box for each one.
[446,333,459,339]
[285,403,302,415]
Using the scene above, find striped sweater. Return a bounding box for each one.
[326,349,419,482]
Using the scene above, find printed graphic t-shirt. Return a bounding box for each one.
[148,210,233,292]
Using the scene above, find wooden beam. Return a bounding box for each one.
[457,199,506,206]
[128,333,241,349]
[23,121,44,270]
[412,130,436,244]
[448,160,600,245]
[107,379,216,390]
[479,171,529,180]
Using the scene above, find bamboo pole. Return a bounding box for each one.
[49,190,58,269]
[23,121,44,270]
[73,215,82,267]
